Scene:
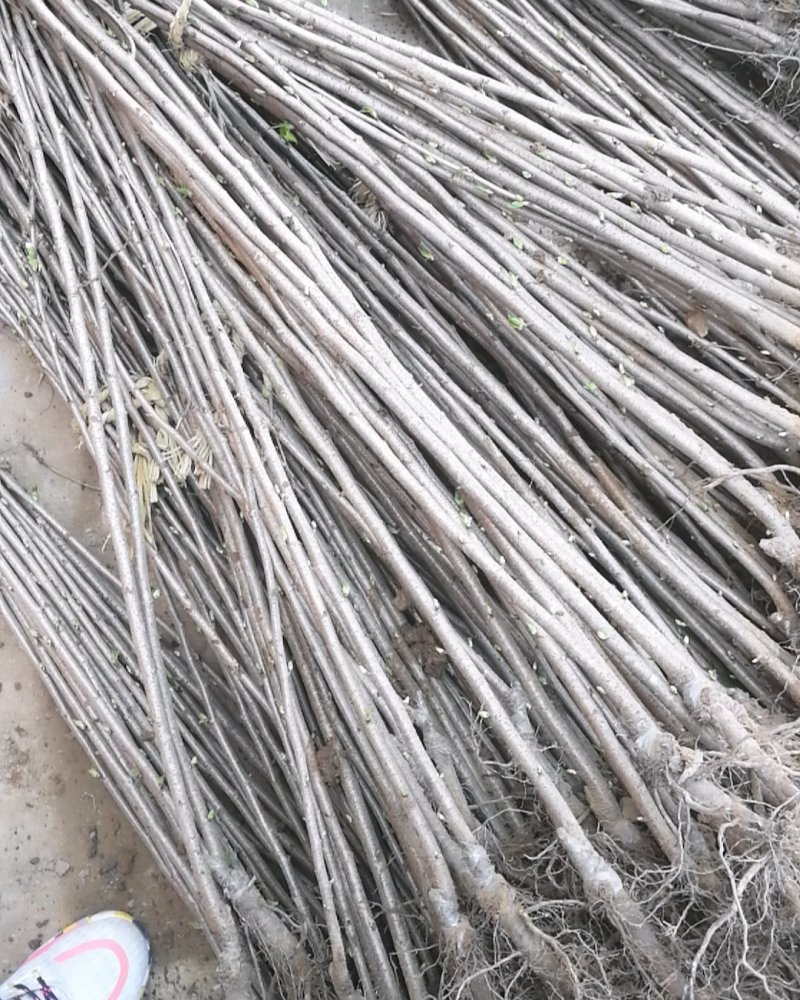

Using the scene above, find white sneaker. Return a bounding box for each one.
[0,911,151,1000]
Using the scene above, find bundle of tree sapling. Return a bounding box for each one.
[1,0,800,997]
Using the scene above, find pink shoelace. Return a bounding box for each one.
[10,978,60,1000]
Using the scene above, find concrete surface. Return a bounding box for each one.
[0,0,415,991]
[330,0,424,46]
[331,0,420,42]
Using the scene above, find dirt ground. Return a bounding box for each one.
[0,0,413,992]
